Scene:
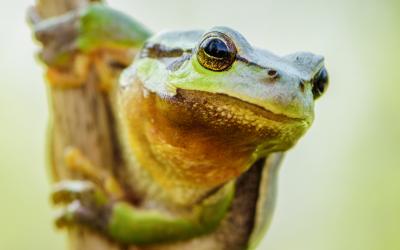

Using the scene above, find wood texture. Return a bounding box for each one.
[34,1,129,249]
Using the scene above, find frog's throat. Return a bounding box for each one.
[120,80,308,196]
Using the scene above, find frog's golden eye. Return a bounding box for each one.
[197,32,237,71]
[312,67,329,99]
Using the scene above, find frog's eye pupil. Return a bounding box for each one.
[197,32,237,71]
[312,67,329,99]
[204,39,229,59]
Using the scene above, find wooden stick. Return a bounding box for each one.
[32,1,132,249]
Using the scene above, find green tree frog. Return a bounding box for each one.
[33,4,328,250]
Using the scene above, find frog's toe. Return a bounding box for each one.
[55,201,85,228]
[54,200,109,231]
[52,180,105,205]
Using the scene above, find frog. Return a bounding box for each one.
[31,4,328,250]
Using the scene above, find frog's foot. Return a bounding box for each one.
[52,180,98,204]
[46,54,91,88]
[52,180,111,231]
[52,147,125,232]
[94,48,134,92]
[46,49,132,90]
[30,10,92,89]
[64,147,125,199]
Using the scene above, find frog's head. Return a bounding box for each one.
[120,27,328,188]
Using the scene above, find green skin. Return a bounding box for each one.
[44,4,328,248]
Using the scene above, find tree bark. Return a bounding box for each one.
[32,1,132,249]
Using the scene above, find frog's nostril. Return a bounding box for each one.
[299,80,305,92]
[267,69,278,78]
[264,69,279,82]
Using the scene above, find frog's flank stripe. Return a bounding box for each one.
[140,43,192,59]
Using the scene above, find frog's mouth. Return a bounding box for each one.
[173,88,308,125]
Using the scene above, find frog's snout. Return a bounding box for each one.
[285,51,328,100]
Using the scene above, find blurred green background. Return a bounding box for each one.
[0,0,399,249]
